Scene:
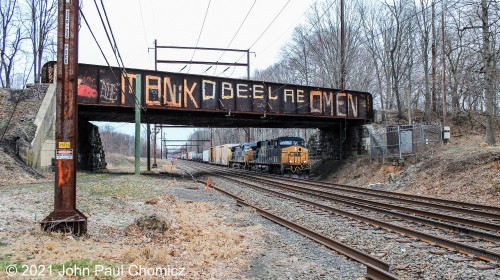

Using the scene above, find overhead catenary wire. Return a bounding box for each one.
[260,0,456,84]
[213,0,257,75]
[137,0,152,69]
[81,9,142,111]
[79,10,114,71]
[90,0,148,117]
[188,0,212,74]
[216,0,291,78]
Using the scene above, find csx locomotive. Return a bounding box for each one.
[182,136,310,177]
[229,137,310,176]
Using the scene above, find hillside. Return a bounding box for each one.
[309,108,499,207]
[317,135,499,207]
[0,86,52,186]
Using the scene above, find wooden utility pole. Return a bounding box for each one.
[340,0,346,91]
[41,0,87,235]
[441,0,446,125]
[431,0,437,113]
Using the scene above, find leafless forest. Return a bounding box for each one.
[195,0,499,146]
[1,0,498,147]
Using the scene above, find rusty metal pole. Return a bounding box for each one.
[340,0,345,91]
[41,0,87,235]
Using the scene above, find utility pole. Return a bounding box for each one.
[147,123,151,171]
[242,50,252,143]
[441,0,446,126]
[134,76,142,175]
[152,124,158,168]
[340,0,346,91]
[41,0,87,235]
[431,0,437,113]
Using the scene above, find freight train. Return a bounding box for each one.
[181,137,310,177]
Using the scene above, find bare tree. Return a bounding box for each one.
[481,0,497,145]
[1,0,25,88]
[414,0,433,120]
[25,0,57,84]
[385,0,413,119]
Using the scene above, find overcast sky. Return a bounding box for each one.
[80,0,315,141]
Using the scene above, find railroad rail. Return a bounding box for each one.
[176,160,500,263]
[176,162,399,280]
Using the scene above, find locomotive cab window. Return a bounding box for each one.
[279,140,305,147]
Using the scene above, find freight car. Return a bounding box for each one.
[202,150,210,162]
[250,137,309,176]
[210,144,239,166]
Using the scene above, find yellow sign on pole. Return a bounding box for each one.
[58,142,71,149]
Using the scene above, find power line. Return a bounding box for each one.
[137,0,152,69]
[261,0,456,83]
[188,0,212,73]
[214,0,257,75]
[81,9,142,110]
[94,1,148,113]
[80,10,114,69]
[97,0,127,71]
[93,0,121,69]
[259,0,336,82]
[254,0,321,61]
[248,0,291,50]
[216,0,292,78]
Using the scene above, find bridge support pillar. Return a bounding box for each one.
[77,120,107,171]
[319,123,364,160]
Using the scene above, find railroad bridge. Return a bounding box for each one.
[41,62,373,161]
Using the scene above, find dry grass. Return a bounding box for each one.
[326,140,500,206]
[0,174,252,279]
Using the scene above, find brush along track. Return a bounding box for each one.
[176,160,500,264]
[173,161,399,280]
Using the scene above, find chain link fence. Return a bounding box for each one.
[365,123,444,162]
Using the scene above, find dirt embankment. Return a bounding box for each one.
[318,134,500,207]
[0,86,51,186]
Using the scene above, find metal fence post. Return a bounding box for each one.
[398,125,402,160]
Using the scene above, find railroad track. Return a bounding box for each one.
[176,161,500,259]
[174,161,400,280]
